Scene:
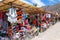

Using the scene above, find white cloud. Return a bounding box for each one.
[20,0,45,7]
[48,0,57,4]
[32,0,46,7]
[20,0,33,5]
[49,0,60,2]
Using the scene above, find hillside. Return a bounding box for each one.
[41,3,60,14]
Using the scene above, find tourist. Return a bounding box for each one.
[41,21,47,32]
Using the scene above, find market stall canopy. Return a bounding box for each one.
[0,0,46,14]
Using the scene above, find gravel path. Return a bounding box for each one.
[31,22,60,40]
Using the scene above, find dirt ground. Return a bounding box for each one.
[31,22,60,40]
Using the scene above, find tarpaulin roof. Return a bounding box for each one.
[0,0,46,14]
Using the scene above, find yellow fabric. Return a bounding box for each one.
[33,27,37,33]
[31,26,37,33]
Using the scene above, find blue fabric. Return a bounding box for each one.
[2,22,8,30]
[23,15,27,19]
[1,31,6,34]
[22,14,27,20]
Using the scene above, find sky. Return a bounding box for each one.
[0,0,60,7]
[20,0,60,7]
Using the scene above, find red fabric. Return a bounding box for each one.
[19,23,23,27]
[24,20,28,25]
[17,11,23,19]
[26,26,30,30]
[17,16,22,19]
[32,20,36,25]
[38,23,41,26]
[6,31,9,36]
[16,26,19,32]
[42,16,46,21]
[0,11,4,19]
[16,28,19,32]
[17,11,22,15]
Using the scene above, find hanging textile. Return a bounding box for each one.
[7,7,17,23]
[0,11,5,20]
[0,10,8,29]
[17,11,23,19]
[0,10,5,25]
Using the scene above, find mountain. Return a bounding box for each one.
[41,3,60,14]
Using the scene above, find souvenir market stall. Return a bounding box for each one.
[0,0,46,26]
[0,0,59,40]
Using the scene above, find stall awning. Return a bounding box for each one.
[0,0,46,14]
